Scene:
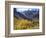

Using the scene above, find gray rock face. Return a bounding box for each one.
[14,8,39,20]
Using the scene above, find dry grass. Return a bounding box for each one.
[14,17,39,30]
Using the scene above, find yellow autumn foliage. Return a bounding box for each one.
[14,17,39,30]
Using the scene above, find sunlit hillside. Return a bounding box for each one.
[14,17,39,30]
